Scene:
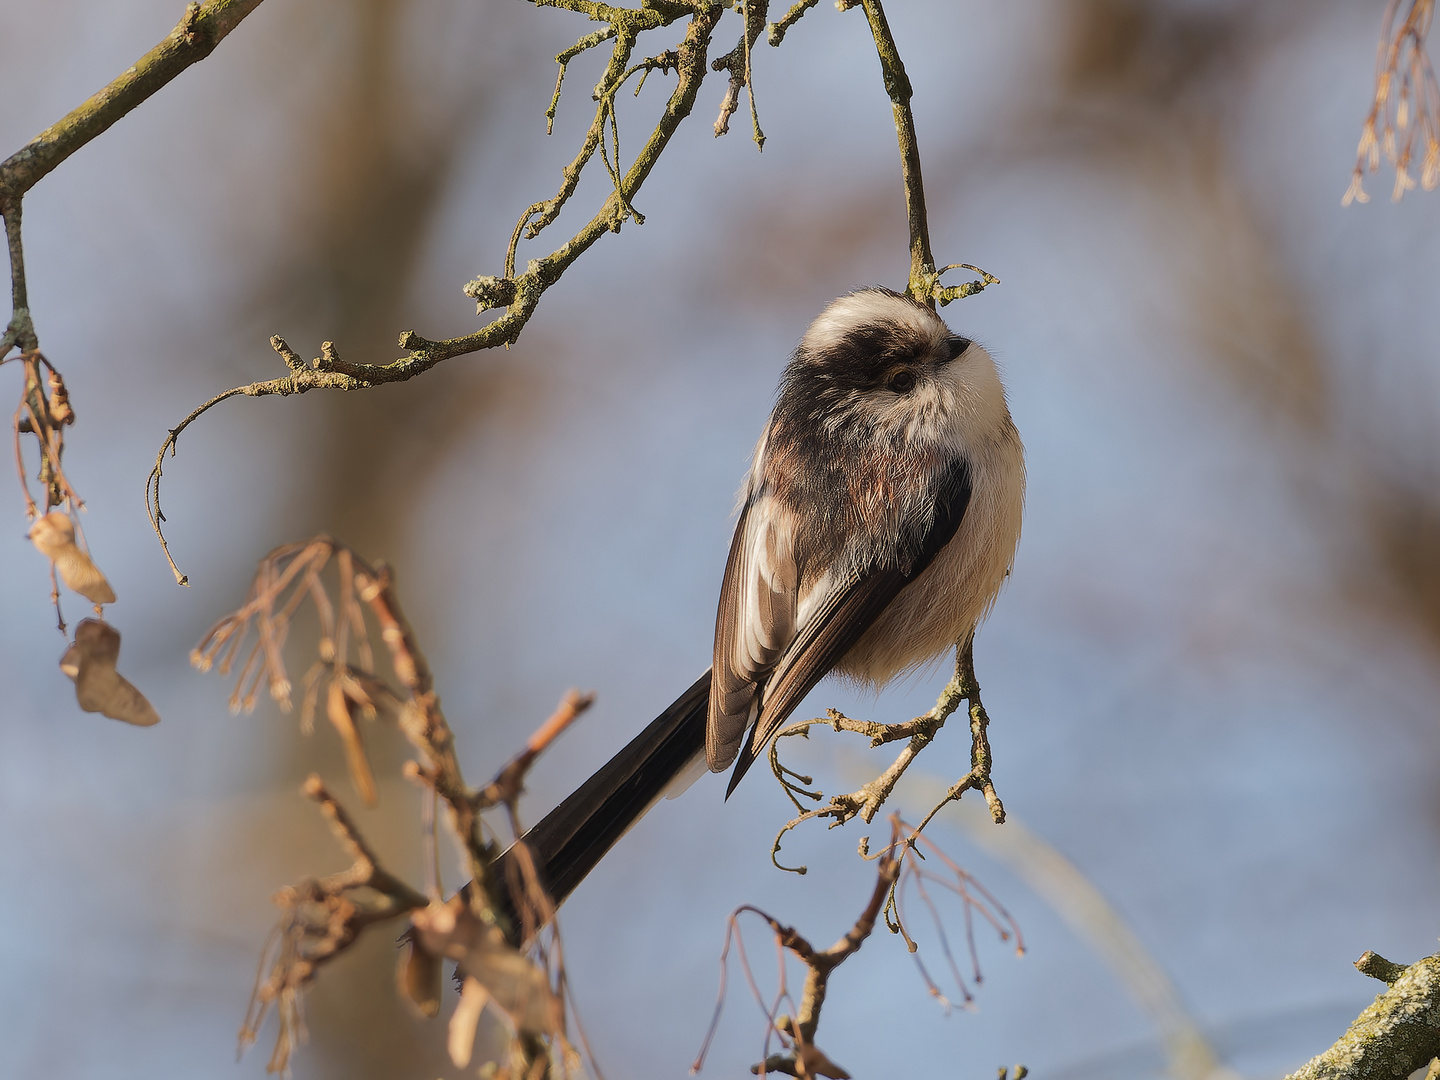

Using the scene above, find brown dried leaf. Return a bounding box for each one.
[59,618,159,726]
[29,511,115,605]
[398,935,442,1018]
[325,678,378,806]
[47,370,73,426]
[411,898,561,1039]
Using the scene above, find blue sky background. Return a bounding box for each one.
[2,1,1440,1077]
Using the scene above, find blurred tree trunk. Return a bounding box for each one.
[234,0,487,1073]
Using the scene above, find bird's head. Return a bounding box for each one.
[775,287,1006,454]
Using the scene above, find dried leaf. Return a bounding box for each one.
[47,370,73,425]
[398,934,442,1018]
[466,940,561,1039]
[29,511,115,605]
[325,678,378,806]
[411,898,561,1039]
[449,976,491,1067]
[59,618,159,726]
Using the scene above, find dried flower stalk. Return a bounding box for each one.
[1345,0,1439,205]
[202,535,595,1076]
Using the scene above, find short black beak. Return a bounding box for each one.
[944,336,971,361]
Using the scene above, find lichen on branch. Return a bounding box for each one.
[146,0,733,580]
[1285,950,1440,1080]
[0,0,269,628]
[768,634,1006,876]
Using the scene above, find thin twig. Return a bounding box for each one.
[768,635,1005,874]
[0,1,266,608]
[712,1,769,148]
[2,199,34,352]
[856,0,933,306]
[478,689,596,812]
[2,0,267,361]
[0,0,266,201]
[695,822,903,1078]
[239,775,428,1073]
[148,2,723,580]
[547,26,618,135]
[767,0,819,47]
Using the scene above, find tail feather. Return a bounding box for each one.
[512,670,711,910]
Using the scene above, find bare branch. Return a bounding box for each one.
[695,822,903,1079]
[478,689,596,815]
[200,537,600,1076]
[0,1,266,620]
[195,535,605,949]
[711,0,770,148]
[1356,950,1409,985]
[547,26,619,136]
[1285,950,1440,1080]
[767,0,820,47]
[148,3,724,576]
[193,537,501,887]
[1,0,267,358]
[768,634,1005,875]
[855,0,934,305]
[239,776,427,1074]
[845,1,1003,315]
[0,0,266,202]
[2,201,34,353]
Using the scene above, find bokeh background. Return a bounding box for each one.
[2,1,1439,1077]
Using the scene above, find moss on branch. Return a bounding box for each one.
[0,0,266,199]
[0,0,267,354]
[1286,952,1440,1080]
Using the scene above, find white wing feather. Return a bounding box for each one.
[707,492,800,770]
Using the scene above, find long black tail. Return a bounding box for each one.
[509,670,711,910]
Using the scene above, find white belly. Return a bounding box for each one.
[835,425,1024,687]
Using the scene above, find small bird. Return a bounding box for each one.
[517,287,1024,909]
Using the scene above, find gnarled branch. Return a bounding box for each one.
[146,1,726,581]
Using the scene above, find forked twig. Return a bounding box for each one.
[695,820,904,1079]
[1,1,268,596]
[147,1,731,580]
[768,634,1004,875]
[239,775,428,1074]
[877,820,1024,1012]
[206,534,598,1077]
[712,0,769,147]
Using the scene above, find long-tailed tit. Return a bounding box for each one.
[516,287,1024,908]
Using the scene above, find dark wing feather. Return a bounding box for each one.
[724,458,973,796]
[520,671,711,907]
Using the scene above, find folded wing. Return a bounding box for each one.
[708,489,799,771]
[713,457,975,796]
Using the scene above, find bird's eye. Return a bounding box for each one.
[946,336,972,360]
[888,369,917,394]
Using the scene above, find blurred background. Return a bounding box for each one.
[2,0,1439,1077]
